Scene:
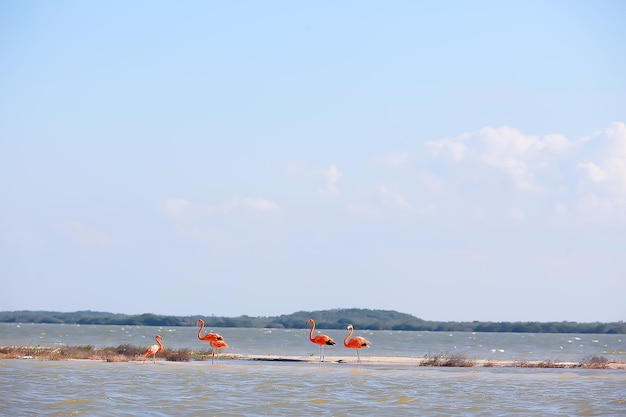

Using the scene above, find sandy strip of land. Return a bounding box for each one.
[2,347,624,369]
[231,354,626,369]
[234,354,424,365]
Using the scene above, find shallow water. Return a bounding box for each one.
[1,359,625,416]
[1,323,625,362]
[2,324,626,416]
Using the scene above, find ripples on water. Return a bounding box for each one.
[1,360,625,416]
[2,323,625,362]
[2,324,626,415]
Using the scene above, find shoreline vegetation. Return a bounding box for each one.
[0,345,623,369]
[1,309,625,334]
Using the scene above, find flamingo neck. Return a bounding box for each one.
[197,321,204,340]
[344,327,353,347]
[156,337,162,350]
[309,321,315,342]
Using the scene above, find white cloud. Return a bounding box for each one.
[578,193,614,216]
[281,160,346,198]
[163,198,192,216]
[242,198,279,211]
[577,162,608,182]
[419,171,444,189]
[577,129,604,144]
[544,134,571,153]
[318,164,342,197]
[606,121,626,152]
[480,152,539,192]
[477,126,556,192]
[424,122,626,226]
[428,125,577,192]
[426,138,467,161]
[379,185,413,209]
[478,126,545,154]
[576,122,626,209]
[606,122,626,194]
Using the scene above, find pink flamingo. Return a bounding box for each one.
[144,335,163,364]
[209,338,229,365]
[196,319,224,343]
[307,318,335,362]
[344,324,370,364]
[196,319,227,364]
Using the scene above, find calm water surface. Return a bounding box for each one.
[1,324,625,416]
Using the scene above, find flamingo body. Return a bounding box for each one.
[307,318,335,362]
[196,319,224,342]
[209,339,229,364]
[144,335,163,364]
[344,336,370,349]
[210,339,229,350]
[344,324,370,364]
[197,318,228,365]
[311,334,336,346]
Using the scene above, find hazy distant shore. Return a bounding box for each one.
[2,309,625,333]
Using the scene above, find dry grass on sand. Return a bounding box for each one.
[0,345,220,363]
[1,346,624,369]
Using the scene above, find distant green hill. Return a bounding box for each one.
[0,309,623,333]
[264,308,428,330]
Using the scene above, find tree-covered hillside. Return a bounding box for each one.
[265,308,428,330]
[0,309,623,333]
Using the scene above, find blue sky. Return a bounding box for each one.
[1,1,625,322]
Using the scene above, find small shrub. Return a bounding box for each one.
[581,355,609,369]
[536,359,567,368]
[512,360,530,368]
[442,353,475,367]
[513,359,567,368]
[162,348,192,362]
[41,345,95,360]
[421,354,443,366]
[0,346,25,359]
[420,353,475,367]
[192,348,217,361]
[115,344,143,357]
